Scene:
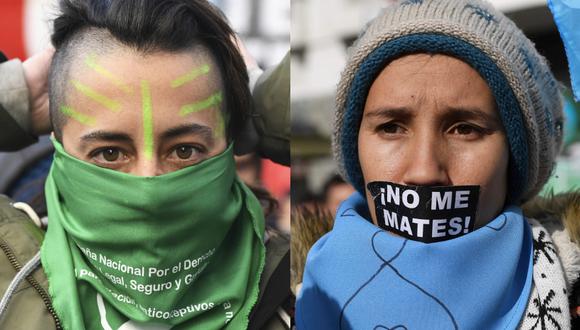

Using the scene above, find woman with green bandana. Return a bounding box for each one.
[0,0,290,329]
[294,0,580,329]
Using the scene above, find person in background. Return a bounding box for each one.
[321,174,355,218]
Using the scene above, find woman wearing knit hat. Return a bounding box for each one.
[294,0,580,329]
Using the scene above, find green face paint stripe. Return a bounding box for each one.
[71,80,121,112]
[171,64,211,88]
[179,91,223,116]
[141,80,154,160]
[85,55,133,94]
[60,106,96,126]
[218,111,231,138]
[215,112,225,138]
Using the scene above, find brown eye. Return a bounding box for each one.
[379,122,405,134]
[457,125,473,134]
[453,124,481,135]
[176,146,193,159]
[89,147,129,168]
[102,148,120,161]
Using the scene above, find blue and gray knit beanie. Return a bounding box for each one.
[333,0,564,204]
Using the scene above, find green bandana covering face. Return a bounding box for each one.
[41,139,265,330]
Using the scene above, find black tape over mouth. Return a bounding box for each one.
[367,181,480,243]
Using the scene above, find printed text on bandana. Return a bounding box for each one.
[74,246,229,321]
[367,181,479,243]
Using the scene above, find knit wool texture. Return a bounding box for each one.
[333,0,564,203]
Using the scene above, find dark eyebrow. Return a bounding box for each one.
[160,123,214,144]
[80,130,134,143]
[365,106,502,127]
[444,107,501,126]
[364,107,415,120]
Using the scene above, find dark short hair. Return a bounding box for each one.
[321,174,348,202]
[49,0,250,142]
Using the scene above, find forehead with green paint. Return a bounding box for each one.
[58,44,228,175]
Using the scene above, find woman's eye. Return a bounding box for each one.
[378,122,405,134]
[451,124,480,135]
[175,146,194,159]
[92,148,125,163]
[448,123,491,140]
[170,145,205,162]
[102,148,120,161]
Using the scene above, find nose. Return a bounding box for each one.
[401,132,450,187]
[131,157,164,177]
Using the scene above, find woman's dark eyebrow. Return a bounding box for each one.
[160,123,214,144]
[444,107,502,126]
[365,106,501,126]
[80,130,133,143]
[78,130,134,153]
[364,107,414,120]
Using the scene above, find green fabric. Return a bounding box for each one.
[41,140,265,330]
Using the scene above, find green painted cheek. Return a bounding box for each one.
[60,106,96,126]
[171,64,211,88]
[141,80,154,160]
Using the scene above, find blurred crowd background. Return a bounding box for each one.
[0,0,291,233]
[291,0,580,214]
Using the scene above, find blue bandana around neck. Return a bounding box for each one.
[296,192,534,330]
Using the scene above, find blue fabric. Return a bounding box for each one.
[549,0,580,101]
[341,34,529,202]
[563,93,579,145]
[296,192,534,330]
